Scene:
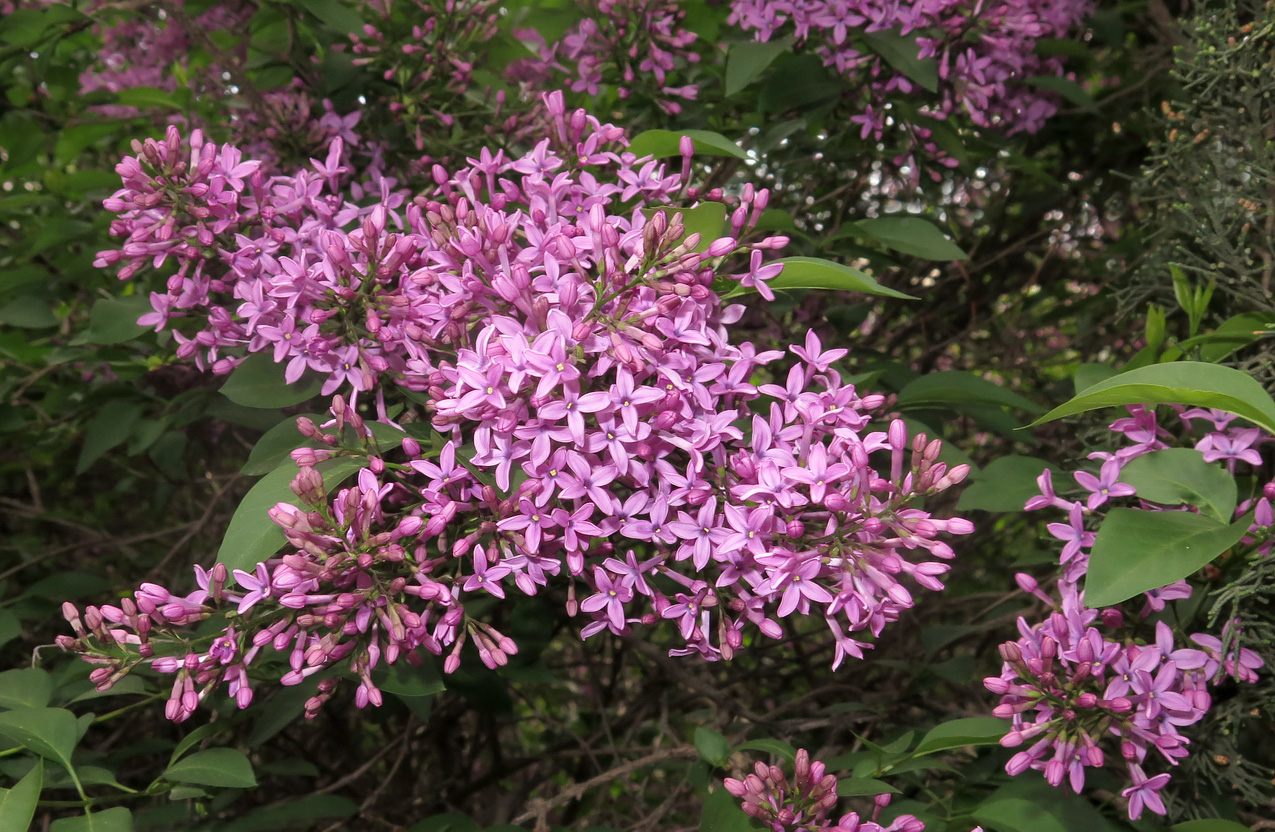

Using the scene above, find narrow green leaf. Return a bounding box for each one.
[219,795,359,832]
[241,414,321,476]
[169,723,223,768]
[913,718,1009,756]
[835,778,900,797]
[853,217,969,261]
[216,456,366,577]
[862,29,939,92]
[305,0,365,34]
[698,788,753,832]
[726,256,914,300]
[86,295,151,344]
[725,37,794,96]
[0,707,78,768]
[374,659,445,698]
[49,807,134,832]
[0,667,52,710]
[758,53,843,113]
[628,129,748,160]
[733,739,797,762]
[408,813,480,832]
[0,611,19,649]
[220,352,324,409]
[1086,509,1251,607]
[1172,821,1254,832]
[0,295,57,328]
[898,371,1044,414]
[641,203,727,253]
[957,456,1056,512]
[115,86,184,109]
[1073,363,1119,394]
[1030,362,1275,436]
[1023,76,1098,112]
[77,400,145,474]
[973,798,1069,832]
[0,762,41,832]
[1196,313,1274,363]
[163,748,257,789]
[693,726,731,766]
[1119,449,1237,522]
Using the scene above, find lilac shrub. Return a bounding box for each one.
[728,0,1093,178]
[507,0,702,114]
[60,93,973,722]
[987,405,1267,819]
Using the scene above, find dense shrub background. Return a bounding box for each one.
[0,1,1272,831]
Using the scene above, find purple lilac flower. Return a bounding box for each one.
[64,96,973,723]
[988,405,1270,817]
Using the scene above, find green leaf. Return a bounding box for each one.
[219,795,359,832]
[693,726,731,766]
[973,779,1120,832]
[853,217,969,261]
[898,371,1044,414]
[247,686,313,747]
[1023,76,1098,112]
[0,295,57,328]
[169,723,223,768]
[1118,448,1237,522]
[957,456,1056,512]
[835,778,900,797]
[49,808,133,832]
[0,6,81,47]
[115,86,184,109]
[0,708,78,768]
[1031,362,1275,436]
[0,762,41,832]
[1073,363,1119,394]
[409,813,480,832]
[374,659,445,698]
[628,129,748,160]
[163,748,257,789]
[733,739,796,762]
[1086,509,1251,607]
[68,676,147,704]
[725,37,794,96]
[241,414,321,476]
[862,29,938,93]
[698,788,754,832]
[641,203,727,253]
[1172,821,1254,832]
[0,668,52,710]
[0,611,19,650]
[726,256,914,300]
[1196,313,1274,363]
[77,400,145,474]
[973,798,1069,832]
[305,0,365,33]
[220,353,324,408]
[913,718,1009,756]
[759,53,842,114]
[86,296,151,344]
[217,456,366,577]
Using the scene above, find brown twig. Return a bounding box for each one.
[511,746,699,831]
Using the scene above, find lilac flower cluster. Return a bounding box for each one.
[728,0,1092,177]
[507,0,701,114]
[986,405,1268,818]
[724,749,942,832]
[76,1,253,120]
[64,94,973,720]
